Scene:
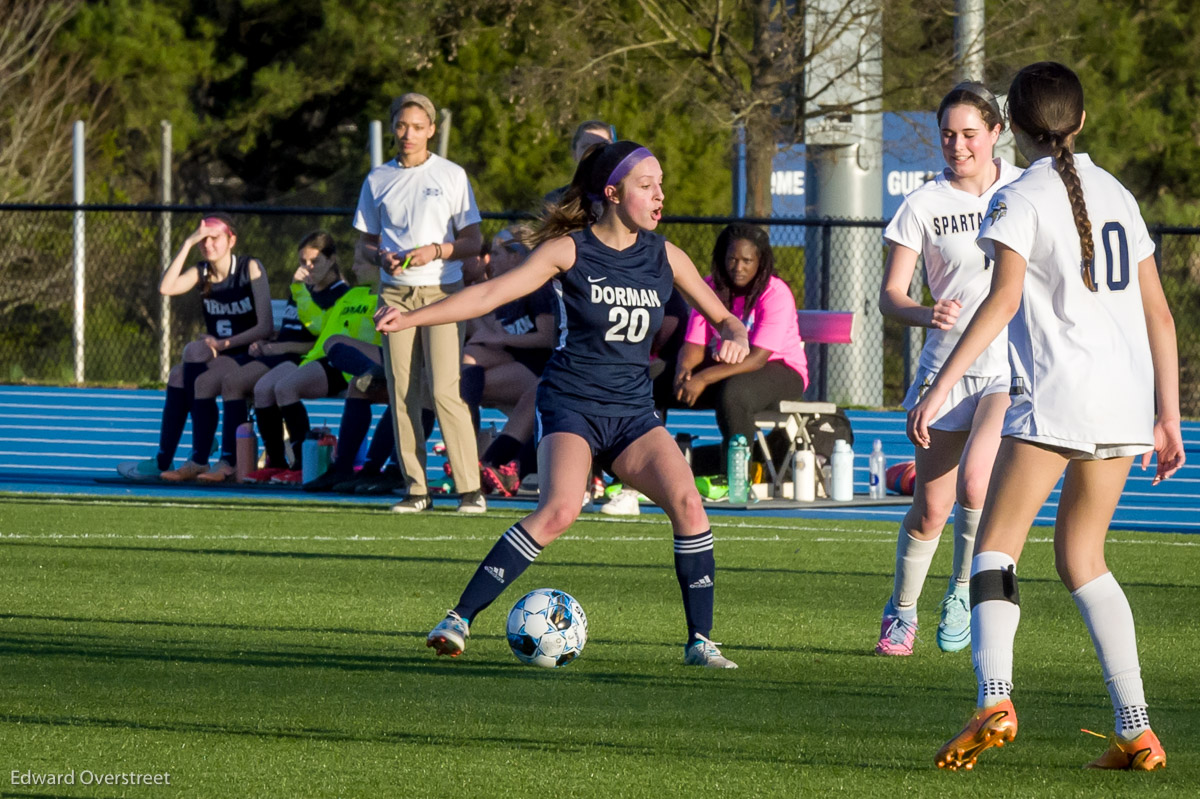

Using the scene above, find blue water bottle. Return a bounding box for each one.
[727,434,750,504]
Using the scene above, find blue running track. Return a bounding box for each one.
[0,385,1196,533]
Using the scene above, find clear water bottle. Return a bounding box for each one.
[830,439,854,501]
[727,434,750,504]
[869,439,887,500]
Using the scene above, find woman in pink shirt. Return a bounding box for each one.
[675,223,808,452]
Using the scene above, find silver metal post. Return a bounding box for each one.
[159,121,173,383]
[954,0,986,82]
[438,109,451,159]
[72,120,85,384]
[369,120,383,167]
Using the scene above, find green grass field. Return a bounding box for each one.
[1,494,1197,798]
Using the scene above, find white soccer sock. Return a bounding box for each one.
[950,505,980,590]
[1071,571,1150,738]
[971,550,1020,707]
[891,526,940,614]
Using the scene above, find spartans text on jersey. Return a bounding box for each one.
[932,211,985,236]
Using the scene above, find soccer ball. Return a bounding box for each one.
[506,588,588,668]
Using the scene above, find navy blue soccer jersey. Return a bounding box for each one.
[199,254,259,342]
[538,228,675,416]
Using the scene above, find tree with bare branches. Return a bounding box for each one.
[0,0,103,203]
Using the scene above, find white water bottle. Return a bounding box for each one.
[793,448,816,502]
[830,439,854,501]
[869,439,886,500]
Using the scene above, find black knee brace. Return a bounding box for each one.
[970,565,1020,608]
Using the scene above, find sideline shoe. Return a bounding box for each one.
[353,467,404,495]
[481,461,520,497]
[1086,729,1166,771]
[684,635,738,669]
[269,469,303,485]
[243,466,288,483]
[875,599,918,656]
[117,459,162,481]
[160,460,208,482]
[426,610,469,657]
[195,460,235,484]
[937,586,971,653]
[600,488,641,516]
[391,493,432,513]
[935,699,1018,771]
[457,490,487,514]
[302,467,352,492]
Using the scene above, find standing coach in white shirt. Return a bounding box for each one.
[353,92,486,513]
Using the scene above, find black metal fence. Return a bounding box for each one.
[2,204,1198,414]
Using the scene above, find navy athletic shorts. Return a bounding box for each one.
[535,403,663,473]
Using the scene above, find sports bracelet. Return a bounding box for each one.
[434,243,443,260]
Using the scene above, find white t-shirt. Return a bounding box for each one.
[884,158,1022,377]
[977,153,1155,450]
[352,153,482,287]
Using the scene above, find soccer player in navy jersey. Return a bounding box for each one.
[376,141,751,668]
[117,214,272,481]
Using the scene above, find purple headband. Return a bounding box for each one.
[587,146,653,202]
[606,146,652,187]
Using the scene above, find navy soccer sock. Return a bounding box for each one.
[517,437,537,479]
[255,405,287,468]
[220,399,248,464]
[279,402,310,469]
[674,530,715,642]
[326,342,384,379]
[482,433,523,468]
[189,397,219,466]
[452,523,543,622]
[421,407,436,442]
[181,362,205,407]
[363,411,395,474]
[333,397,372,474]
[460,365,485,431]
[155,385,189,470]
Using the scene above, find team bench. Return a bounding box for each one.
[752,310,858,499]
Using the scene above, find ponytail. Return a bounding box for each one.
[1007,62,1093,290]
[1050,141,1095,290]
[528,144,609,248]
[527,140,654,248]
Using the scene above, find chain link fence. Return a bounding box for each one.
[2,204,1198,414]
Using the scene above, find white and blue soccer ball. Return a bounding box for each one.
[506,588,588,668]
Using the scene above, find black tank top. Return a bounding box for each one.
[538,228,674,416]
[199,254,259,341]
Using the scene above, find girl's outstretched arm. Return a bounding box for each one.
[665,241,748,365]
[375,236,571,333]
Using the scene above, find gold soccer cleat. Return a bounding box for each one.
[935,699,1018,771]
[1085,728,1166,771]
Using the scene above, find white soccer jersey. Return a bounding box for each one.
[352,153,482,287]
[884,158,1022,377]
[977,153,1156,451]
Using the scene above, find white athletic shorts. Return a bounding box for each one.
[902,369,1008,432]
[1004,435,1151,461]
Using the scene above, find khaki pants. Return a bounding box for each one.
[378,282,480,494]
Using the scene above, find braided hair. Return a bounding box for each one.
[1007,62,1094,290]
[710,223,774,322]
